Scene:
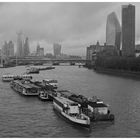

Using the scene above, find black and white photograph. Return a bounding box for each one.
[0,1,140,138]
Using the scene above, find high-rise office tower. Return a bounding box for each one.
[2,41,14,57]
[53,43,61,56]
[36,44,40,56]
[36,44,44,56]
[122,4,135,57]
[39,48,44,56]
[2,41,8,56]
[23,37,30,56]
[17,31,23,57]
[106,12,121,53]
[8,41,14,57]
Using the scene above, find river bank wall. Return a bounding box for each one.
[94,67,140,79]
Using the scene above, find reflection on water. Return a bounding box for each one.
[0,66,140,137]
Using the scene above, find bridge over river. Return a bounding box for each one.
[7,56,86,65]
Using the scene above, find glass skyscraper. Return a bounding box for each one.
[106,12,121,52]
[53,43,61,56]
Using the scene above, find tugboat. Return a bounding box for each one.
[53,96,90,128]
[64,93,115,122]
[86,97,115,121]
[38,90,53,101]
[30,80,54,101]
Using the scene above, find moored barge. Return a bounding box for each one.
[2,74,16,82]
[26,67,39,74]
[2,74,32,82]
[10,80,41,96]
[39,66,55,71]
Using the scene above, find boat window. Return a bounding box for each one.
[28,88,37,93]
[70,103,78,106]
[49,80,57,83]
[70,113,78,116]
[3,76,12,78]
[44,80,57,83]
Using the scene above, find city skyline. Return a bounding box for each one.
[0,2,140,56]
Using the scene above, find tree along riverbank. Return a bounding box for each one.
[94,67,140,79]
[85,56,140,79]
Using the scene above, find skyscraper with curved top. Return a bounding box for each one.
[106,12,121,52]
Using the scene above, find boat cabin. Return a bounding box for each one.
[11,80,41,95]
[54,96,81,115]
[20,75,32,80]
[43,79,58,84]
[43,79,58,88]
[88,101,108,115]
[2,75,17,82]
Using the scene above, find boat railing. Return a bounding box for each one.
[69,113,88,120]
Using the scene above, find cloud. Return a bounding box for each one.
[0,2,139,56]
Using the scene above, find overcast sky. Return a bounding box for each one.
[0,2,140,56]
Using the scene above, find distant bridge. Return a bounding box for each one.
[8,57,86,64]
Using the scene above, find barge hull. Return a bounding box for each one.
[53,102,90,128]
[11,85,39,96]
[53,107,90,128]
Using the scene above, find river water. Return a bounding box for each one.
[0,65,140,137]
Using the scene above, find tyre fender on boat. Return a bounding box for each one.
[109,114,115,121]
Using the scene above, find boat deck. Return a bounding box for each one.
[13,80,41,89]
[55,96,78,105]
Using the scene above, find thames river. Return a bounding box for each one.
[0,65,140,137]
